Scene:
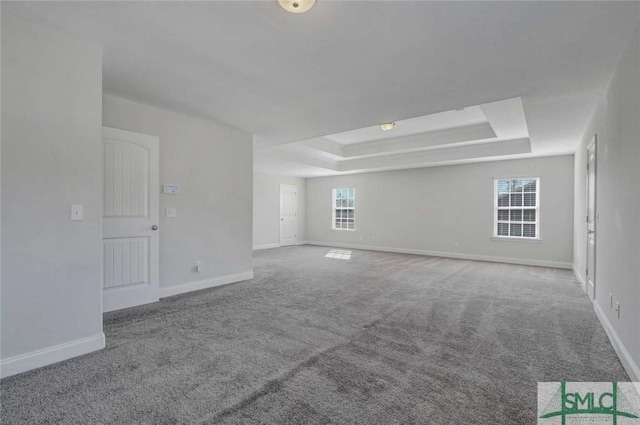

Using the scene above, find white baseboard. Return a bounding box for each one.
[305,241,572,269]
[572,264,587,294]
[593,301,640,381]
[160,271,254,298]
[253,240,309,251]
[1,333,105,379]
[253,243,281,251]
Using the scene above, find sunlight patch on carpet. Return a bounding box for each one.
[325,249,352,260]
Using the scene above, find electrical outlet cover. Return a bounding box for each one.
[71,204,83,221]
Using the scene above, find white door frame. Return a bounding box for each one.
[279,184,297,246]
[102,126,160,312]
[586,134,597,301]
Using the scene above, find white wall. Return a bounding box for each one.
[1,14,104,376]
[307,155,574,268]
[253,173,306,249]
[103,95,253,296]
[573,26,640,380]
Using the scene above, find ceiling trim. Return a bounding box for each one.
[258,137,532,175]
[338,138,532,172]
[342,122,497,159]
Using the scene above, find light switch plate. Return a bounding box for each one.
[166,207,177,218]
[71,204,83,221]
[163,184,179,195]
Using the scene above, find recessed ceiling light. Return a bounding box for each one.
[277,0,316,14]
[379,122,395,131]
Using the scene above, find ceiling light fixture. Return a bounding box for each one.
[277,0,316,13]
[379,122,395,131]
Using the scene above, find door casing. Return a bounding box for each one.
[586,134,597,301]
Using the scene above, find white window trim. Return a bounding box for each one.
[493,177,540,240]
[332,188,356,231]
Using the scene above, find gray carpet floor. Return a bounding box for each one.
[1,245,629,424]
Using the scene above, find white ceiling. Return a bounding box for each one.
[4,1,639,176]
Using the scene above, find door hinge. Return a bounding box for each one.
[585,267,588,276]
[587,163,590,171]
[586,215,589,223]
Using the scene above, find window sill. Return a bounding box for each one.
[491,236,541,243]
[332,228,356,232]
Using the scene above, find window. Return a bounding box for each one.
[332,188,355,230]
[494,178,539,239]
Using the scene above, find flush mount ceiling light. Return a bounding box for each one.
[277,0,316,13]
[379,122,396,131]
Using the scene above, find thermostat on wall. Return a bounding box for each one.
[163,184,179,195]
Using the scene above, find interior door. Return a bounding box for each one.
[280,185,297,246]
[102,127,159,312]
[586,135,597,301]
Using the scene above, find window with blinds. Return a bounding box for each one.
[494,178,539,239]
[332,188,355,230]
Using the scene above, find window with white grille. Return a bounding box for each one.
[494,178,539,239]
[332,188,355,230]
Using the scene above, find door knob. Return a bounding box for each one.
[281,218,284,221]
[151,225,158,231]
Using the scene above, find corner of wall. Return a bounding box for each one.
[1,12,104,377]
[572,263,587,295]
[0,333,106,379]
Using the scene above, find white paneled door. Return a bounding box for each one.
[102,127,159,312]
[280,185,297,246]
